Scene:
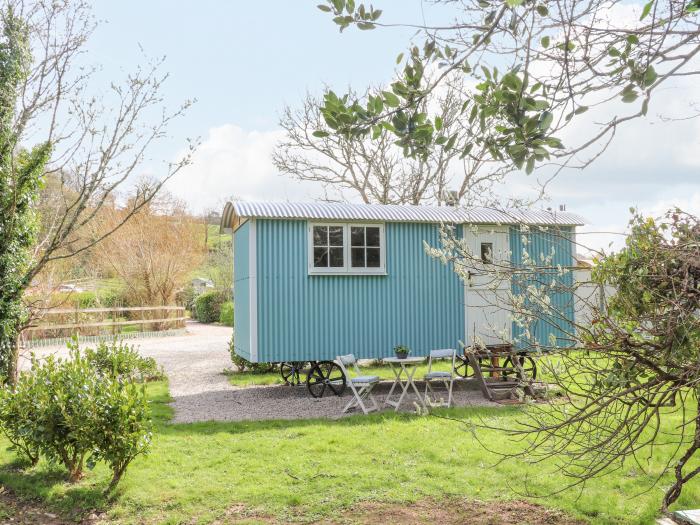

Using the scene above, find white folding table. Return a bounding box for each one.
[383,356,426,412]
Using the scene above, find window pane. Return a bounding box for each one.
[313,226,327,246]
[328,226,344,246]
[366,248,381,267]
[351,226,365,247]
[351,247,365,267]
[313,247,328,267]
[481,242,493,264]
[366,227,380,247]
[329,247,344,267]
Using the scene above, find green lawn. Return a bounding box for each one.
[0,378,698,524]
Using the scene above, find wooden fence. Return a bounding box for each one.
[24,306,187,342]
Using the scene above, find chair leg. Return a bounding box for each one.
[447,379,454,407]
[342,384,362,413]
[365,383,379,412]
[343,383,379,415]
[355,390,369,415]
[342,394,358,413]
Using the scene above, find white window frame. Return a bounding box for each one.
[308,222,386,275]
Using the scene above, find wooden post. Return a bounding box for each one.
[490,356,500,378]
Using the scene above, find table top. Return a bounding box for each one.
[383,356,424,364]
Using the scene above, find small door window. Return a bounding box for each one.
[480,242,493,264]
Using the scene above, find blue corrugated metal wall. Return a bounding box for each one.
[255,219,464,362]
[233,221,251,360]
[509,226,575,350]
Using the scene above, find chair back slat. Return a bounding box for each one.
[337,354,356,366]
[430,349,455,359]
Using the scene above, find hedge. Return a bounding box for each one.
[194,290,228,324]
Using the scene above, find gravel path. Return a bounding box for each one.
[22,322,498,423]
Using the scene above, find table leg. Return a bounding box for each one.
[384,364,404,407]
[407,366,427,409]
[393,364,422,412]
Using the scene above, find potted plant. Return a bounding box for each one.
[394,345,410,359]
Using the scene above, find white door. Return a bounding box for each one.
[463,225,512,347]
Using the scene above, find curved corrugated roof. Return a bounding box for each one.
[224,201,585,228]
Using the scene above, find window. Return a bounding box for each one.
[480,242,493,264]
[309,223,385,275]
[312,225,344,268]
[351,226,381,269]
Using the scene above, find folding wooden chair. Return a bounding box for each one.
[335,354,380,415]
[423,348,457,407]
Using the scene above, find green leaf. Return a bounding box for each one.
[640,0,654,20]
[347,0,355,13]
[539,111,553,130]
[332,0,345,12]
[525,156,535,174]
[317,4,332,12]
[627,34,639,45]
[460,143,474,159]
[574,106,588,115]
[444,134,457,150]
[506,0,524,7]
[312,130,330,138]
[357,22,375,30]
[435,116,443,131]
[396,52,404,65]
[643,66,657,87]
[622,91,639,103]
[540,36,550,48]
[382,91,400,107]
[536,5,549,16]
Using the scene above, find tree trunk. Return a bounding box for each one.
[662,402,700,512]
[7,334,20,387]
[105,462,129,493]
[1,328,22,387]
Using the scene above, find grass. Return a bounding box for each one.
[205,224,231,250]
[0,376,698,524]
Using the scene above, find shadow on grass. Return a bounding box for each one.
[0,459,112,520]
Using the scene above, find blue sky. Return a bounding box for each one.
[90,1,418,139]
[89,1,699,253]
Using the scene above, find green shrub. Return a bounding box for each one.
[0,343,152,490]
[0,378,41,466]
[195,290,228,323]
[74,290,99,309]
[83,339,164,382]
[176,284,198,312]
[219,301,234,326]
[228,336,275,373]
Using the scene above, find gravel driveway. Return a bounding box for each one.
[22,322,497,423]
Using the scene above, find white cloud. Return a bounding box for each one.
[167,124,323,212]
[168,59,698,256]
